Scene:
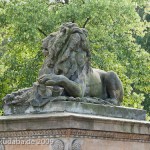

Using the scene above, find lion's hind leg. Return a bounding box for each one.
[104,71,123,105]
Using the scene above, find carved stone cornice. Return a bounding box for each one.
[0,129,149,143]
[0,113,149,135]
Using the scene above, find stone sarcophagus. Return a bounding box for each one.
[1,22,149,150]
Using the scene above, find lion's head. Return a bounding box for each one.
[40,22,91,80]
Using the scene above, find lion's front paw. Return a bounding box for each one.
[38,74,51,84]
[38,74,65,86]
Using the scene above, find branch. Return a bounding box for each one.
[37,28,47,37]
[82,17,90,28]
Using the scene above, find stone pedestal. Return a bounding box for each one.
[4,101,146,120]
[0,112,150,150]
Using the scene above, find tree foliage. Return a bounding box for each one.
[0,0,149,117]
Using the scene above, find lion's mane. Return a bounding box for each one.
[41,22,91,80]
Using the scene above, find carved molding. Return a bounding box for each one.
[52,139,64,150]
[72,139,81,150]
[0,129,149,143]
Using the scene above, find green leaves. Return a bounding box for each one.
[0,0,149,117]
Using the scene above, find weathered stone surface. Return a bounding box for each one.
[0,112,149,135]
[3,99,146,120]
[2,22,124,111]
[0,22,149,150]
[0,113,149,150]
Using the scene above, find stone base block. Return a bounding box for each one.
[0,113,150,150]
[4,101,146,120]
